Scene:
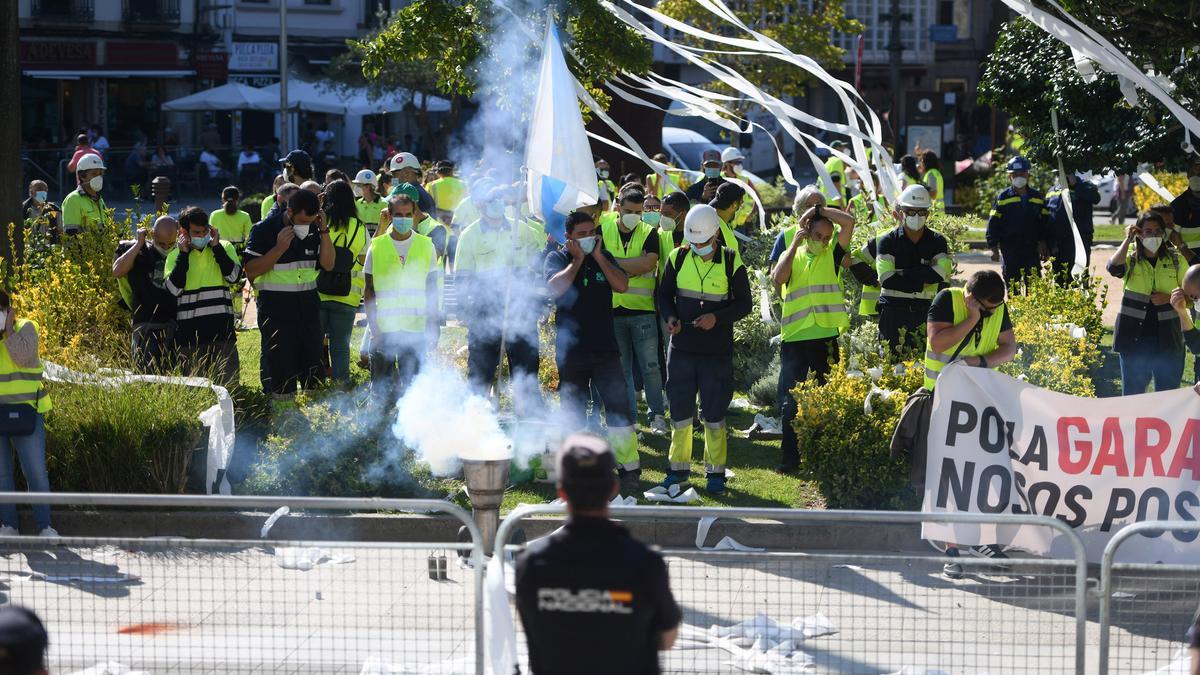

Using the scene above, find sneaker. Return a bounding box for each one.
[38,527,60,538]
[658,471,688,490]
[705,473,727,496]
[967,544,1009,560]
[649,416,669,436]
[943,547,963,579]
[0,526,17,537]
[618,469,641,496]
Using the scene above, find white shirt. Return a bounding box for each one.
[237,151,261,174]
[315,129,335,144]
[199,150,222,178]
[363,233,415,274]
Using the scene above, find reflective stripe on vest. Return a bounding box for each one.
[0,320,50,413]
[672,247,738,311]
[371,233,436,334]
[602,219,656,311]
[779,226,847,341]
[166,244,238,322]
[923,288,1006,390]
[1117,254,1184,327]
[256,252,318,294]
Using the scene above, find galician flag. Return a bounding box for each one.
[525,22,598,244]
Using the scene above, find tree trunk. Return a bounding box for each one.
[412,93,463,161]
[0,3,22,265]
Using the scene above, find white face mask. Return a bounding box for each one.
[292,224,311,239]
[1011,176,1028,189]
[904,214,927,231]
[1190,176,1200,192]
[353,185,364,198]
[620,213,641,229]
[659,215,677,232]
[1140,236,1162,253]
[0,310,9,328]
[88,175,104,192]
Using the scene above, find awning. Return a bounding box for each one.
[162,82,275,112]
[24,70,196,79]
[343,89,452,115]
[253,80,349,114]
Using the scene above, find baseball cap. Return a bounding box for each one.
[391,182,421,201]
[830,140,849,150]
[0,606,47,673]
[721,147,744,163]
[556,433,617,485]
[390,152,421,172]
[701,149,722,166]
[684,204,721,244]
[281,149,313,173]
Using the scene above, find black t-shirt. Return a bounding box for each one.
[515,517,681,675]
[245,211,322,310]
[928,290,1013,335]
[116,240,176,325]
[545,248,621,359]
[1188,615,1200,649]
[614,227,661,317]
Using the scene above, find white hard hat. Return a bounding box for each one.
[76,154,106,172]
[390,152,420,172]
[721,147,744,163]
[352,169,376,185]
[684,204,721,244]
[896,184,932,209]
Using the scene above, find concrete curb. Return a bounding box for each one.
[25,509,928,553]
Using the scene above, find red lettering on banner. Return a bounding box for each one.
[1091,418,1128,476]
[1057,417,1091,474]
[1134,417,1171,477]
[1166,419,1200,480]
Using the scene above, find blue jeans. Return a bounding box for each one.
[0,414,51,531]
[613,313,665,421]
[320,301,357,383]
[1120,347,1184,395]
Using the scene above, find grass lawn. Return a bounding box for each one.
[233,320,825,511]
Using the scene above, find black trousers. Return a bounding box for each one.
[778,337,839,467]
[259,299,324,396]
[999,242,1041,286]
[877,302,929,357]
[370,334,423,407]
[665,348,733,425]
[466,329,540,394]
[557,350,633,430]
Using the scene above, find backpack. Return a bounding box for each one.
[316,220,363,296]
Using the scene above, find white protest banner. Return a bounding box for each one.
[921,364,1200,563]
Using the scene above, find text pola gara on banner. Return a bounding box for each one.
[921,364,1200,563]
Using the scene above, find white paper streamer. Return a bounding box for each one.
[1137,171,1175,203]
[1050,108,1087,277]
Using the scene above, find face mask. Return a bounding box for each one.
[353,186,364,198]
[848,179,861,191]
[484,201,506,220]
[577,236,597,254]
[642,212,661,227]
[88,175,104,192]
[392,216,414,234]
[620,213,641,229]
[658,215,676,232]
[292,224,311,239]
[1011,176,1028,189]
[807,239,827,255]
[904,214,927,231]
[153,242,174,255]
[704,167,721,179]
[1194,298,1200,313]
[1190,176,1200,192]
[283,168,293,183]
[1140,236,1162,253]
[692,242,715,257]
[34,191,47,203]
[190,235,212,250]
[598,169,609,179]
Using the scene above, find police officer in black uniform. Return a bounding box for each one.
[515,433,681,675]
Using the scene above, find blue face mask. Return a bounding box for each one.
[191,235,212,250]
[34,191,47,203]
[484,201,506,220]
[577,236,597,254]
[641,212,661,226]
[704,167,721,179]
[392,216,414,234]
[693,242,714,257]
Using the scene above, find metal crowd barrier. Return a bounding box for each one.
[0,493,485,674]
[1099,520,1200,675]
[495,505,1090,674]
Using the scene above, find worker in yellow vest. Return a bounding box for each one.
[364,193,441,402]
[385,183,448,260]
[113,215,179,373]
[645,153,691,199]
[768,205,854,473]
[545,211,641,495]
[657,192,689,277]
[210,186,253,258]
[876,185,953,356]
[60,153,109,236]
[165,206,242,387]
[719,147,758,228]
[657,205,752,495]
[917,147,945,208]
[924,269,1016,578]
[602,188,668,436]
[596,159,617,211]
[317,180,368,385]
[0,290,56,537]
[708,183,746,253]
[352,169,386,237]
[426,161,468,218]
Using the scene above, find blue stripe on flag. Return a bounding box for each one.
[540,176,568,244]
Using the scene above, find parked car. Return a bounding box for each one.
[661,127,768,187]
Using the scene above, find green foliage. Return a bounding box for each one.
[241,193,267,220]
[748,354,780,409]
[45,381,212,493]
[656,0,861,106]
[757,177,791,210]
[978,17,1196,171]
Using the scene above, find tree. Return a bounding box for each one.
[1,3,21,263]
[978,3,1200,172]
[654,0,862,112]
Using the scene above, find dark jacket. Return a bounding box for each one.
[985,186,1051,248]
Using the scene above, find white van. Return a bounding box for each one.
[661,127,768,187]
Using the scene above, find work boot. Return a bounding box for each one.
[705,472,727,496]
[618,469,641,497]
[658,470,688,490]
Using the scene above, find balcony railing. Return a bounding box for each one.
[30,0,95,22]
[122,0,181,24]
